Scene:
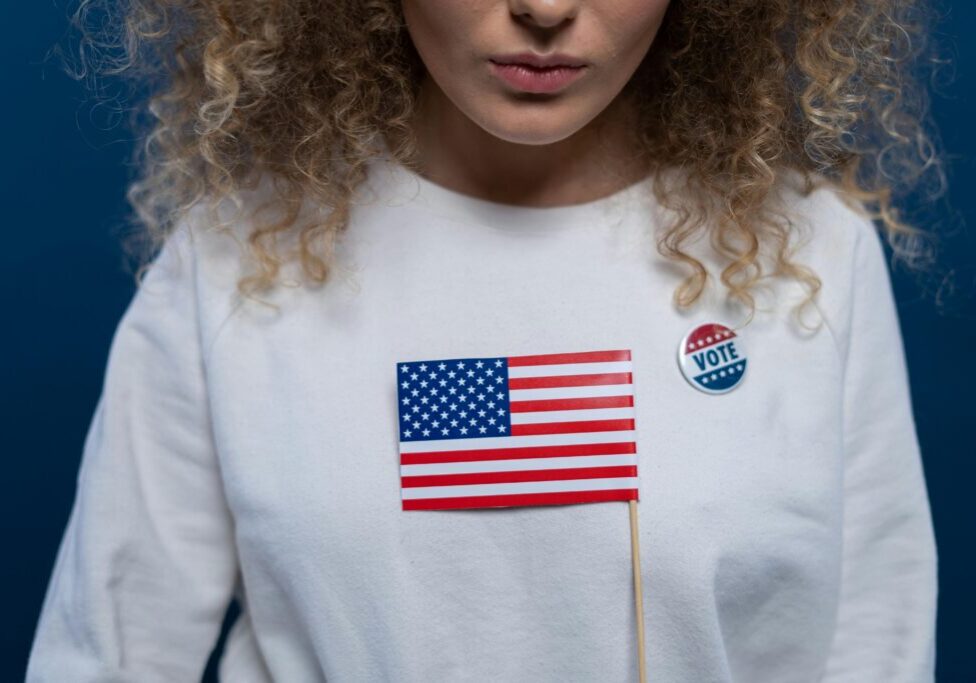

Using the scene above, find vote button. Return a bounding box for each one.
[677,322,747,394]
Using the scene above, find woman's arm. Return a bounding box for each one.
[820,214,939,681]
[25,225,239,682]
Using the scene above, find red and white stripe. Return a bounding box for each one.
[399,349,639,510]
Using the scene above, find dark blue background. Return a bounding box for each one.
[4,2,974,681]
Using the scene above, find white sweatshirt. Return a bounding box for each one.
[26,154,938,682]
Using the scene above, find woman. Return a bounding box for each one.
[27,0,942,680]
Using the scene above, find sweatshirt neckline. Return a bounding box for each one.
[368,151,654,233]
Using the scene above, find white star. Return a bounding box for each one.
[498,425,507,432]
[419,364,427,372]
[476,360,484,368]
[495,359,503,367]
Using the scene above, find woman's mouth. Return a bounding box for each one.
[488,60,587,94]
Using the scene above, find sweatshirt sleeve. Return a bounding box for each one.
[25,225,240,682]
[820,214,939,681]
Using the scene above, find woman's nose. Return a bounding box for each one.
[506,0,581,30]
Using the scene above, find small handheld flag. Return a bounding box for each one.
[395,349,639,511]
[395,347,648,680]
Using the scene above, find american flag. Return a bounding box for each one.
[396,349,639,510]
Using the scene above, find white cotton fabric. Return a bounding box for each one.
[26,152,938,682]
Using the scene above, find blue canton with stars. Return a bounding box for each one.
[397,357,512,442]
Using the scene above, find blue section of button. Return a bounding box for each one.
[693,359,747,392]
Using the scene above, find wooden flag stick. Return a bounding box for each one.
[629,499,647,683]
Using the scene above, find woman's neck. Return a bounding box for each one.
[405,73,652,208]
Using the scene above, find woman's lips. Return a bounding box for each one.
[488,60,587,94]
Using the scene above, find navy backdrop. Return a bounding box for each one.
[4,2,974,681]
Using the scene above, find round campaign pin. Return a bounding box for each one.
[677,322,748,394]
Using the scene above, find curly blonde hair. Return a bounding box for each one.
[61,0,948,321]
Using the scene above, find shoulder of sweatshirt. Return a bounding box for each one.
[151,173,340,360]
[654,165,890,364]
[767,167,891,360]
